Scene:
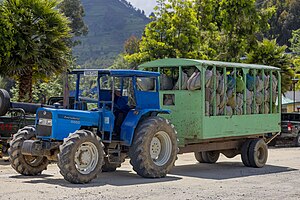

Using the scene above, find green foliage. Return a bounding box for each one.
[0,0,71,102]
[126,0,273,66]
[126,0,202,66]
[261,0,300,46]
[0,2,15,66]
[72,0,150,67]
[0,76,7,89]
[246,39,294,93]
[216,0,273,61]
[11,75,63,103]
[110,54,130,69]
[289,28,300,90]
[290,29,300,54]
[58,0,88,47]
[124,35,140,55]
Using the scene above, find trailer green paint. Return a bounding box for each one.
[140,58,281,167]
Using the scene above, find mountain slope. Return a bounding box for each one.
[73,0,150,67]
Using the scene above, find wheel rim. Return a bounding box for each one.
[24,155,44,167]
[257,146,267,163]
[75,142,99,175]
[150,131,172,166]
[297,136,300,144]
[207,151,218,160]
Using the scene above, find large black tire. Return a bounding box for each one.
[58,130,105,184]
[8,126,49,175]
[129,116,177,178]
[295,134,300,147]
[0,89,10,116]
[201,151,220,163]
[194,152,205,163]
[241,140,252,167]
[248,139,268,168]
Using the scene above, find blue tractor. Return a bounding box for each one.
[8,69,178,183]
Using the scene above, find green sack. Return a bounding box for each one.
[236,75,245,93]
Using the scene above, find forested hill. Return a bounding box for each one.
[73,0,150,68]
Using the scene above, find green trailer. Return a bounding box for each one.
[139,58,281,167]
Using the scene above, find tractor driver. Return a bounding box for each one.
[113,90,130,134]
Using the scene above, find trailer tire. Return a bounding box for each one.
[248,139,268,168]
[241,140,252,167]
[201,151,220,163]
[129,116,177,178]
[58,130,105,184]
[194,152,205,163]
[8,126,49,175]
[0,89,10,116]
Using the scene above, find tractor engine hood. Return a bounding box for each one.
[35,107,102,140]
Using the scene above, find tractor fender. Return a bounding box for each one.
[120,109,170,146]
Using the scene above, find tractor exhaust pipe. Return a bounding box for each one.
[10,102,42,114]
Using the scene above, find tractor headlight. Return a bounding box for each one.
[38,118,52,126]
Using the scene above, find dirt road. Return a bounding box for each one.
[0,147,299,200]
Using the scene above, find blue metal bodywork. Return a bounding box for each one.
[35,69,169,146]
[120,109,170,146]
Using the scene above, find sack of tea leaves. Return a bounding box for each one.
[187,71,201,90]
[137,77,154,91]
[255,92,263,105]
[236,75,245,93]
[217,74,225,96]
[160,74,173,90]
[206,70,213,88]
[246,74,255,91]
[174,71,188,90]
[256,76,264,93]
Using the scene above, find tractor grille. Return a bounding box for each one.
[36,110,52,137]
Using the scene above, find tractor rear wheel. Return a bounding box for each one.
[129,116,177,178]
[58,130,104,184]
[8,126,49,175]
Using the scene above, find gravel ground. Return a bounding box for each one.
[0,147,299,200]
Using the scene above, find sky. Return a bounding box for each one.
[127,0,157,16]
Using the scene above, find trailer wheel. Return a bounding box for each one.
[241,140,252,167]
[58,130,105,184]
[194,152,205,163]
[201,151,220,163]
[248,139,268,168]
[8,126,49,175]
[0,89,10,116]
[129,116,177,178]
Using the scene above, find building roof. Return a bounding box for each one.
[283,91,300,102]
[140,58,280,70]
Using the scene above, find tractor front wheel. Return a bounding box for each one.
[8,126,49,175]
[129,116,178,178]
[58,130,105,184]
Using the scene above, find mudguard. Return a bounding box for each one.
[120,109,170,146]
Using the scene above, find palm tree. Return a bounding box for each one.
[0,0,71,102]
